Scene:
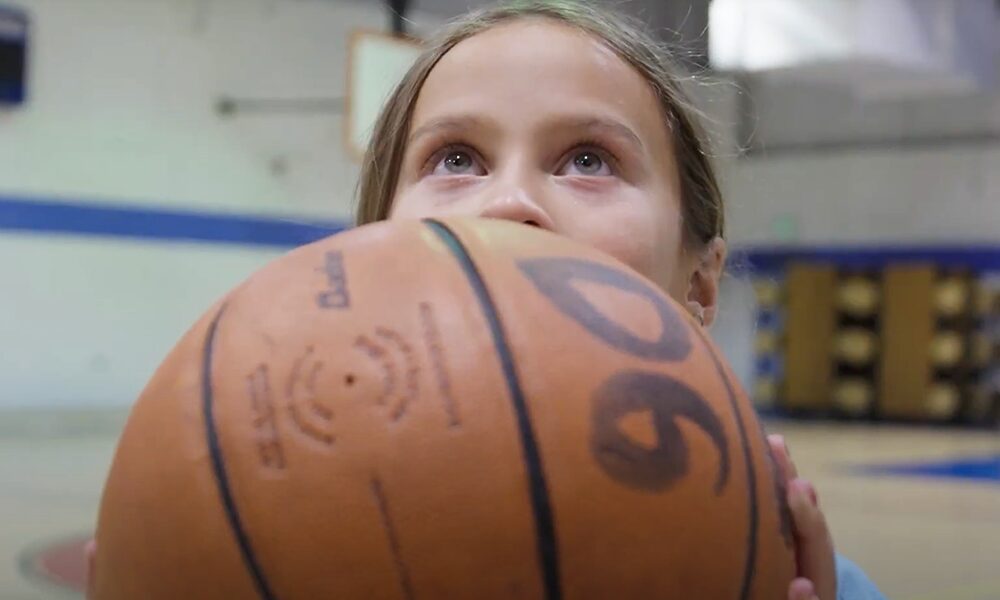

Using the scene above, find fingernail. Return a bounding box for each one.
[803,481,817,507]
[779,435,791,459]
[792,479,818,507]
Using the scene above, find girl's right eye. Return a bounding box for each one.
[430,148,485,176]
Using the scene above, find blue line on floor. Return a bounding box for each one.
[853,454,1000,484]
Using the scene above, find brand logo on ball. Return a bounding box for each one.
[316,250,350,309]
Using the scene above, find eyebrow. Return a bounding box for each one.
[548,116,646,152]
[407,116,491,146]
[407,115,646,152]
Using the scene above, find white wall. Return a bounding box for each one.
[0,0,398,216]
[728,58,1000,244]
[724,144,1000,245]
[0,0,444,408]
[0,235,282,407]
[710,73,1000,246]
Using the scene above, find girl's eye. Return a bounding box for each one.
[560,150,613,177]
[431,150,484,176]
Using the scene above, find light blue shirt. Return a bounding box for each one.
[837,554,887,600]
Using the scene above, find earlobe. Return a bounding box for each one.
[686,301,705,326]
[686,237,727,328]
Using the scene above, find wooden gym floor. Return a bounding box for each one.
[2,409,998,599]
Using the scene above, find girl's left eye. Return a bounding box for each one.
[559,150,613,177]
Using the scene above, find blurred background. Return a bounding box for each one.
[1,0,998,598]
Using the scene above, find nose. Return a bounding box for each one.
[477,188,555,230]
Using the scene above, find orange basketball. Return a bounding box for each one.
[92,218,795,599]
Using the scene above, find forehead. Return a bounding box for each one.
[411,19,669,142]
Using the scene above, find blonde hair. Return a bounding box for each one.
[354,0,724,248]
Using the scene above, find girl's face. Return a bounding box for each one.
[389,19,705,306]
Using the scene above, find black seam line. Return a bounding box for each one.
[422,219,562,600]
[371,477,416,600]
[691,323,759,600]
[202,304,279,600]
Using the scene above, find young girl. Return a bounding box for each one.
[354,1,886,599]
[87,2,886,598]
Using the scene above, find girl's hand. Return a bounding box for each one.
[85,537,96,598]
[769,434,838,600]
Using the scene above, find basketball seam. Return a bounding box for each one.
[423,219,563,600]
[691,324,759,600]
[202,304,279,600]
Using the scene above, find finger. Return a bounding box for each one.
[788,577,819,600]
[85,538,96,599]
[788,479,836,600]
[768,433,799,481]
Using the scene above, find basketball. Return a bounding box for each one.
[832,378,874,415]
[91,218,795,599]
[929,332,964,368]
[833,328,878,366]
[934,277,969,317]
[836,276,880,317]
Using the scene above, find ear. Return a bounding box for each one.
[685,237,727,328]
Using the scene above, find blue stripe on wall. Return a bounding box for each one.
[731,245,1000,273]
[2,195,1000,270]
[0,195,346,248]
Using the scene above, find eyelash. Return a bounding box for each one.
[420,138,621,175]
